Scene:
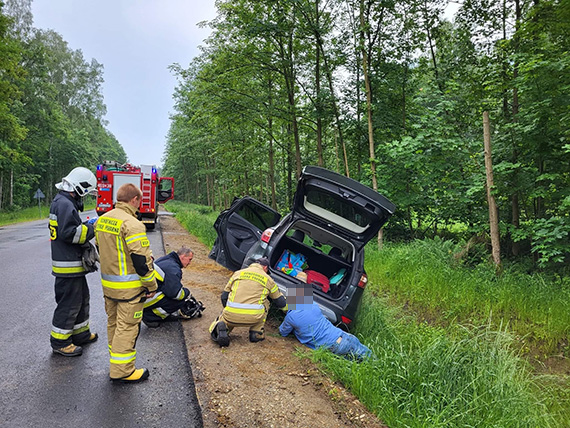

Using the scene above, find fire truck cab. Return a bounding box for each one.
[96,161,174,229]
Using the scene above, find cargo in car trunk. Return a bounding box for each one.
[268,231,352,300]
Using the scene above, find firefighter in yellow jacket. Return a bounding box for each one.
[95,183,160,383]
[209,257,286,347]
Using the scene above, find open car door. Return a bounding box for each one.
[209,196,281,271]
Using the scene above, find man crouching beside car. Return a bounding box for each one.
[209,257,287,347]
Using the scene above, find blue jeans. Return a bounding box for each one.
[328,332,372,361]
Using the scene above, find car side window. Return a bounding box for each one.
[236,201,279,231]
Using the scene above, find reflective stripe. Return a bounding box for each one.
[227,301,264,310]
[53,261,84,267]
[73,322,90,335]
[259,286,269,305]
[175,288,184,300]
[143,292,164,308]
[101,273,141,282]
[152,307,169,319]
[101,273,143,290]
[125,233,147,243]
[224,306,265,315]
[270,284,279,294]
[72,224,88,244]
[153,263,165,282]
[110,350,137,365]
[52,260,86,274]
[73,320,89,330]
[102,278,143,290]
[117,236,127,275]
[49,213,57,221]
[51,325,73,340]
[140,270,156,283]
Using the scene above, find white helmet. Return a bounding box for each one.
[55,167,97,197]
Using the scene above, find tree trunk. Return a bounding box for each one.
[483,111,501,268]
[360,0,380,249]
[315,0,324,167]
[359,1,377,192]
[10,168,14,207]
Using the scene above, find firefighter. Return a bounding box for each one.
[142,246,203,328]
[209,257,286,347]
[49,167,99,357]
[95,183,158,383]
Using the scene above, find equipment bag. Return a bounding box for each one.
[275,250,307,277]
[305,270,330,293]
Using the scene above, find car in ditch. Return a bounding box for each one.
[209,165,395,330]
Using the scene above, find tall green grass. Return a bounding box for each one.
[164,201,218,248]
[365,238,570,354]
[310,296,564,427]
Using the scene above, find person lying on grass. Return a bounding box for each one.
[279,283,372,361]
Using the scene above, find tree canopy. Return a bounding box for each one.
[0,0,126,209]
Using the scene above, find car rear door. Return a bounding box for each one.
[209,196,281,271]
[293,166,396,249]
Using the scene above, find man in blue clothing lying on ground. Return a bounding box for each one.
[278,283,372,360]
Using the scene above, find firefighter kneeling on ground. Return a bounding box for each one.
[142,246,205,328]
[209,257,286,347]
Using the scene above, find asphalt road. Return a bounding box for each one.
[0,210,202,428]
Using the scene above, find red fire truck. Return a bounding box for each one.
[95,161,175,229]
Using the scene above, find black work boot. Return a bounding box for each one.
[249,330,265,343]
[211,321,230,347]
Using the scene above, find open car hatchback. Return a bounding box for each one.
[209,166,395,330]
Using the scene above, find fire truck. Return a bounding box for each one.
[95,161,175,229]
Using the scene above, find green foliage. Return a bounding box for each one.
[0,4,126,210]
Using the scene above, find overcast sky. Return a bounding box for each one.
[31,0,217,167]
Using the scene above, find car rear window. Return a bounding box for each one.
[305,188,374,229]
[235,200,280,231]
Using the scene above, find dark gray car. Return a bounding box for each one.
[209,166,395,330]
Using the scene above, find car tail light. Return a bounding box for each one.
[341,316,352,325]
[357,273,368,289]
[260,228,274,243]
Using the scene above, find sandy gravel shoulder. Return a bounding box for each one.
[159,214,387,428]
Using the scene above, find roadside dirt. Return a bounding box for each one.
[159,214,387,428]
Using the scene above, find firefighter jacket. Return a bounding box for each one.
[222,263,283,323]
[95,201,159,301]
[143,251,188,309]
[49,191,95,277]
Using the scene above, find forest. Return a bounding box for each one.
[162,0,570,271]
[0,0,126,210]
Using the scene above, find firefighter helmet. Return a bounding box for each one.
[56,167,97,197]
